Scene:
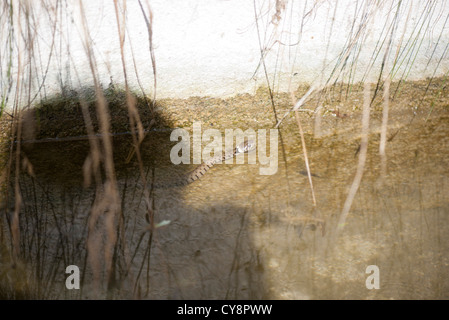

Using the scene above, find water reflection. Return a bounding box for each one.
[2,107,449,299]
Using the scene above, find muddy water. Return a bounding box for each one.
[1,82,449,299]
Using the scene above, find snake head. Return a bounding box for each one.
[237,139,256,153]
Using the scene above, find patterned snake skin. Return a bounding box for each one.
[154,140,256,188]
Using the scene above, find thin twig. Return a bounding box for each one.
[294,109,316,207]
[336,82,371,234]
[275,84,317,128]
[379,74,390,179]
[138,0,157,103]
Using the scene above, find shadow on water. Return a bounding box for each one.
[13,173,268,299]
[0,87,272,299]
[1,81,449,299]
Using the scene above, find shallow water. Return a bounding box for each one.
[1,82,449,299]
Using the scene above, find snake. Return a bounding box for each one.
[154,140,256,188]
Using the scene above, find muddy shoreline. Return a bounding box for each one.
[1,78,448,299]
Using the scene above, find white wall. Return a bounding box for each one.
[1,0,448,108]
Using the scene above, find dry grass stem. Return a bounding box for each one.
[336,82,371,234]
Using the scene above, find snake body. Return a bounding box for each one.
[155,140,255,188]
